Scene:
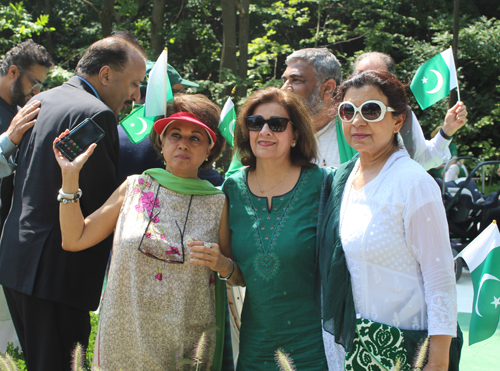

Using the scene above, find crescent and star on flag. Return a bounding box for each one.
[127,116,149,135]
[475,273,500,317]
[420,70,444,94]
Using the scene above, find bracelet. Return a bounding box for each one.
[58,188,82,200]
[218,258,234,281]
[57,194,80,204]
[439,128,453,140]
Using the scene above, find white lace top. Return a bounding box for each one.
[323,150,457,369]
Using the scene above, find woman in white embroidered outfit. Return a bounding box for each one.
[52,94,235,370]
[320,71,465,370]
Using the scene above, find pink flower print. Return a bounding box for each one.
[138,178,152,188]
[135,201,145,212]
[155,267,163,281]
[160,234,166,240]
[166,246,180,255]
[209,274,215,287]
[133,187,140,193]
[140,192,160,212]
[146,232,152,239]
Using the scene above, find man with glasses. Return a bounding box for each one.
[0,40,53,177]
[0,40,52,354]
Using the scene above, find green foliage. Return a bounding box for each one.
[3,343,26,371]
[0,2,54,54]
[0,0,498,166]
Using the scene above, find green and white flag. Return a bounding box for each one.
[219,97,236,147]
[145,48,174,118]
[410,48,458,110]
[456,221,500,345]
[120,105,155,144]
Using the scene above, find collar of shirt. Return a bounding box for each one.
[0,95,18,116]
[76,76,101,101]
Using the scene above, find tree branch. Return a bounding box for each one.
[79,0,100,16]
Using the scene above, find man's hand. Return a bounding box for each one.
[442,101,467,137]
[6,100,41,145]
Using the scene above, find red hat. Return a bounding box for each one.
[154,112,217,150]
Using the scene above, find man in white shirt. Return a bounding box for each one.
[281,48,466,169]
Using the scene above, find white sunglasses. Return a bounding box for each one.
[338,100,395,123]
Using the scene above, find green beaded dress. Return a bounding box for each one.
[223,166,327,370]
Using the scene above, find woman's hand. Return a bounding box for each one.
[421,335,451,371]
[53,129,97,174]
[188,238,233,276]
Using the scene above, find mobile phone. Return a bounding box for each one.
[55,118,105,161]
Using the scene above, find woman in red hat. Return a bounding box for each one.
[53,94,232,370]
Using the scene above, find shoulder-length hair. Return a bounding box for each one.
[234,87,317,170]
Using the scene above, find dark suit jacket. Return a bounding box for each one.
[0,76,119,311]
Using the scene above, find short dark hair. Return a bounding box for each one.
[150,94,226,170]
[75,31,147,77]
[333,70,407,146]
[353,52,395,74]
[235,87,317,170]
[0,39,53,76]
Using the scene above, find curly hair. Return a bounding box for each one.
[149,94,226,170]
[234,87,317,170]
[0,39,53,76]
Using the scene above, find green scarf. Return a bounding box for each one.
[317,155,358,352]
[143,168,225,369]
[143,168,223,195]
[335,116,358,164]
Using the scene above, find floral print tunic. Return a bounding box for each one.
[93,175,225,371]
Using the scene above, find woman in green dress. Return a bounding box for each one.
[218,87,328,370]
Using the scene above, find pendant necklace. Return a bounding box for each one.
[253,164,292,193]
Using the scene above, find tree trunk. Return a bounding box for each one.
[237,0,250,98]
[220,0,237,82]
[43,0,54,56]
[151,0,167,59]
[100,0,115,37]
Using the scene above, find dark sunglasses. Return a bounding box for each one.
[18,66,43,91]
[138,216,185,264]
[245,116,292,132]
[338,100,395,123]
[137,187,193,264]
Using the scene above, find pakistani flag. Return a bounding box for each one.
[145,48,174,118]
[456,221,500,345]
[120,105,155,144]
[410,48,458,110]
[219,97,236,147]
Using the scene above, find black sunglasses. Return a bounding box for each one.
[137,188,193,264]
[138,216,185,264]
[245,116,292,133]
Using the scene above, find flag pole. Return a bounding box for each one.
[450,0,461,106]
[163,47,168,117]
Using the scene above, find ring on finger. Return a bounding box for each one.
[204,242,212,248]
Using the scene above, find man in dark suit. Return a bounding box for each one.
[0,31,146,370]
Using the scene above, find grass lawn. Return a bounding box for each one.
[458,312,500,370]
